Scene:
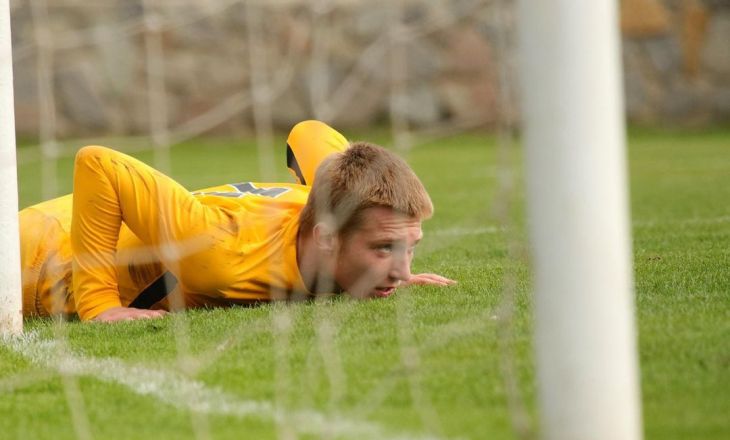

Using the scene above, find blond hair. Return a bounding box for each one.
[299,142,433,236]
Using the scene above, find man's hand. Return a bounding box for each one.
[93,306,168,323]
[404,273,457,287]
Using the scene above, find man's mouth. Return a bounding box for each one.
[373,286,396,298]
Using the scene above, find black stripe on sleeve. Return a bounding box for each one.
[129,271,178,309]
[286,143,306,185]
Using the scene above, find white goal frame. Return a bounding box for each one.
[0,0,22,336]
[518,1,643,439]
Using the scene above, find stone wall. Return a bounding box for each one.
[622,0,730,125]
[8,0,730,138]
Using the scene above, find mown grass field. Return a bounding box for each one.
[1,127,729,439]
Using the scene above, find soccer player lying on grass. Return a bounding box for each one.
[19,120,455,323]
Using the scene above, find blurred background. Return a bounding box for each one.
[9,0,730,145]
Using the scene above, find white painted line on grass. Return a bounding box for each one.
[3,332,453,440]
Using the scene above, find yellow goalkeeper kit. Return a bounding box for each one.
[19,120,348,320]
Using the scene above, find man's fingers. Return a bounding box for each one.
[137,309,166,320]
[406,273,457,286]
[421,274,457,284]
[93,306,168,323]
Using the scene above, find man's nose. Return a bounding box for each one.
[389,252,411,282]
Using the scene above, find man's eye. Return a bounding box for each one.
[376,244,393,252]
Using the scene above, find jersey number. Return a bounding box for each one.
[193,182,290,198]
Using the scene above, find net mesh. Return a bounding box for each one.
[5,1,532,439]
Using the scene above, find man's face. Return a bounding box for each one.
[333,206,423,298]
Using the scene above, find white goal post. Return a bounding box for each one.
[518,1,643,439]
[0,0,22,336]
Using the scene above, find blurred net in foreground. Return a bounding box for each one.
[6,0,704,438]
[5,2,532,440]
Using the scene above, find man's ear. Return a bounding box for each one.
[313,222,338,253]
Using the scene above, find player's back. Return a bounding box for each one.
[19,181,311,316]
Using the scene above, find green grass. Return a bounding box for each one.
[3,128,729,439]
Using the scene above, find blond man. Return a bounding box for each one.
[19,121,454,322]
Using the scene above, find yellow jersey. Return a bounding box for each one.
[20,120,348,320]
